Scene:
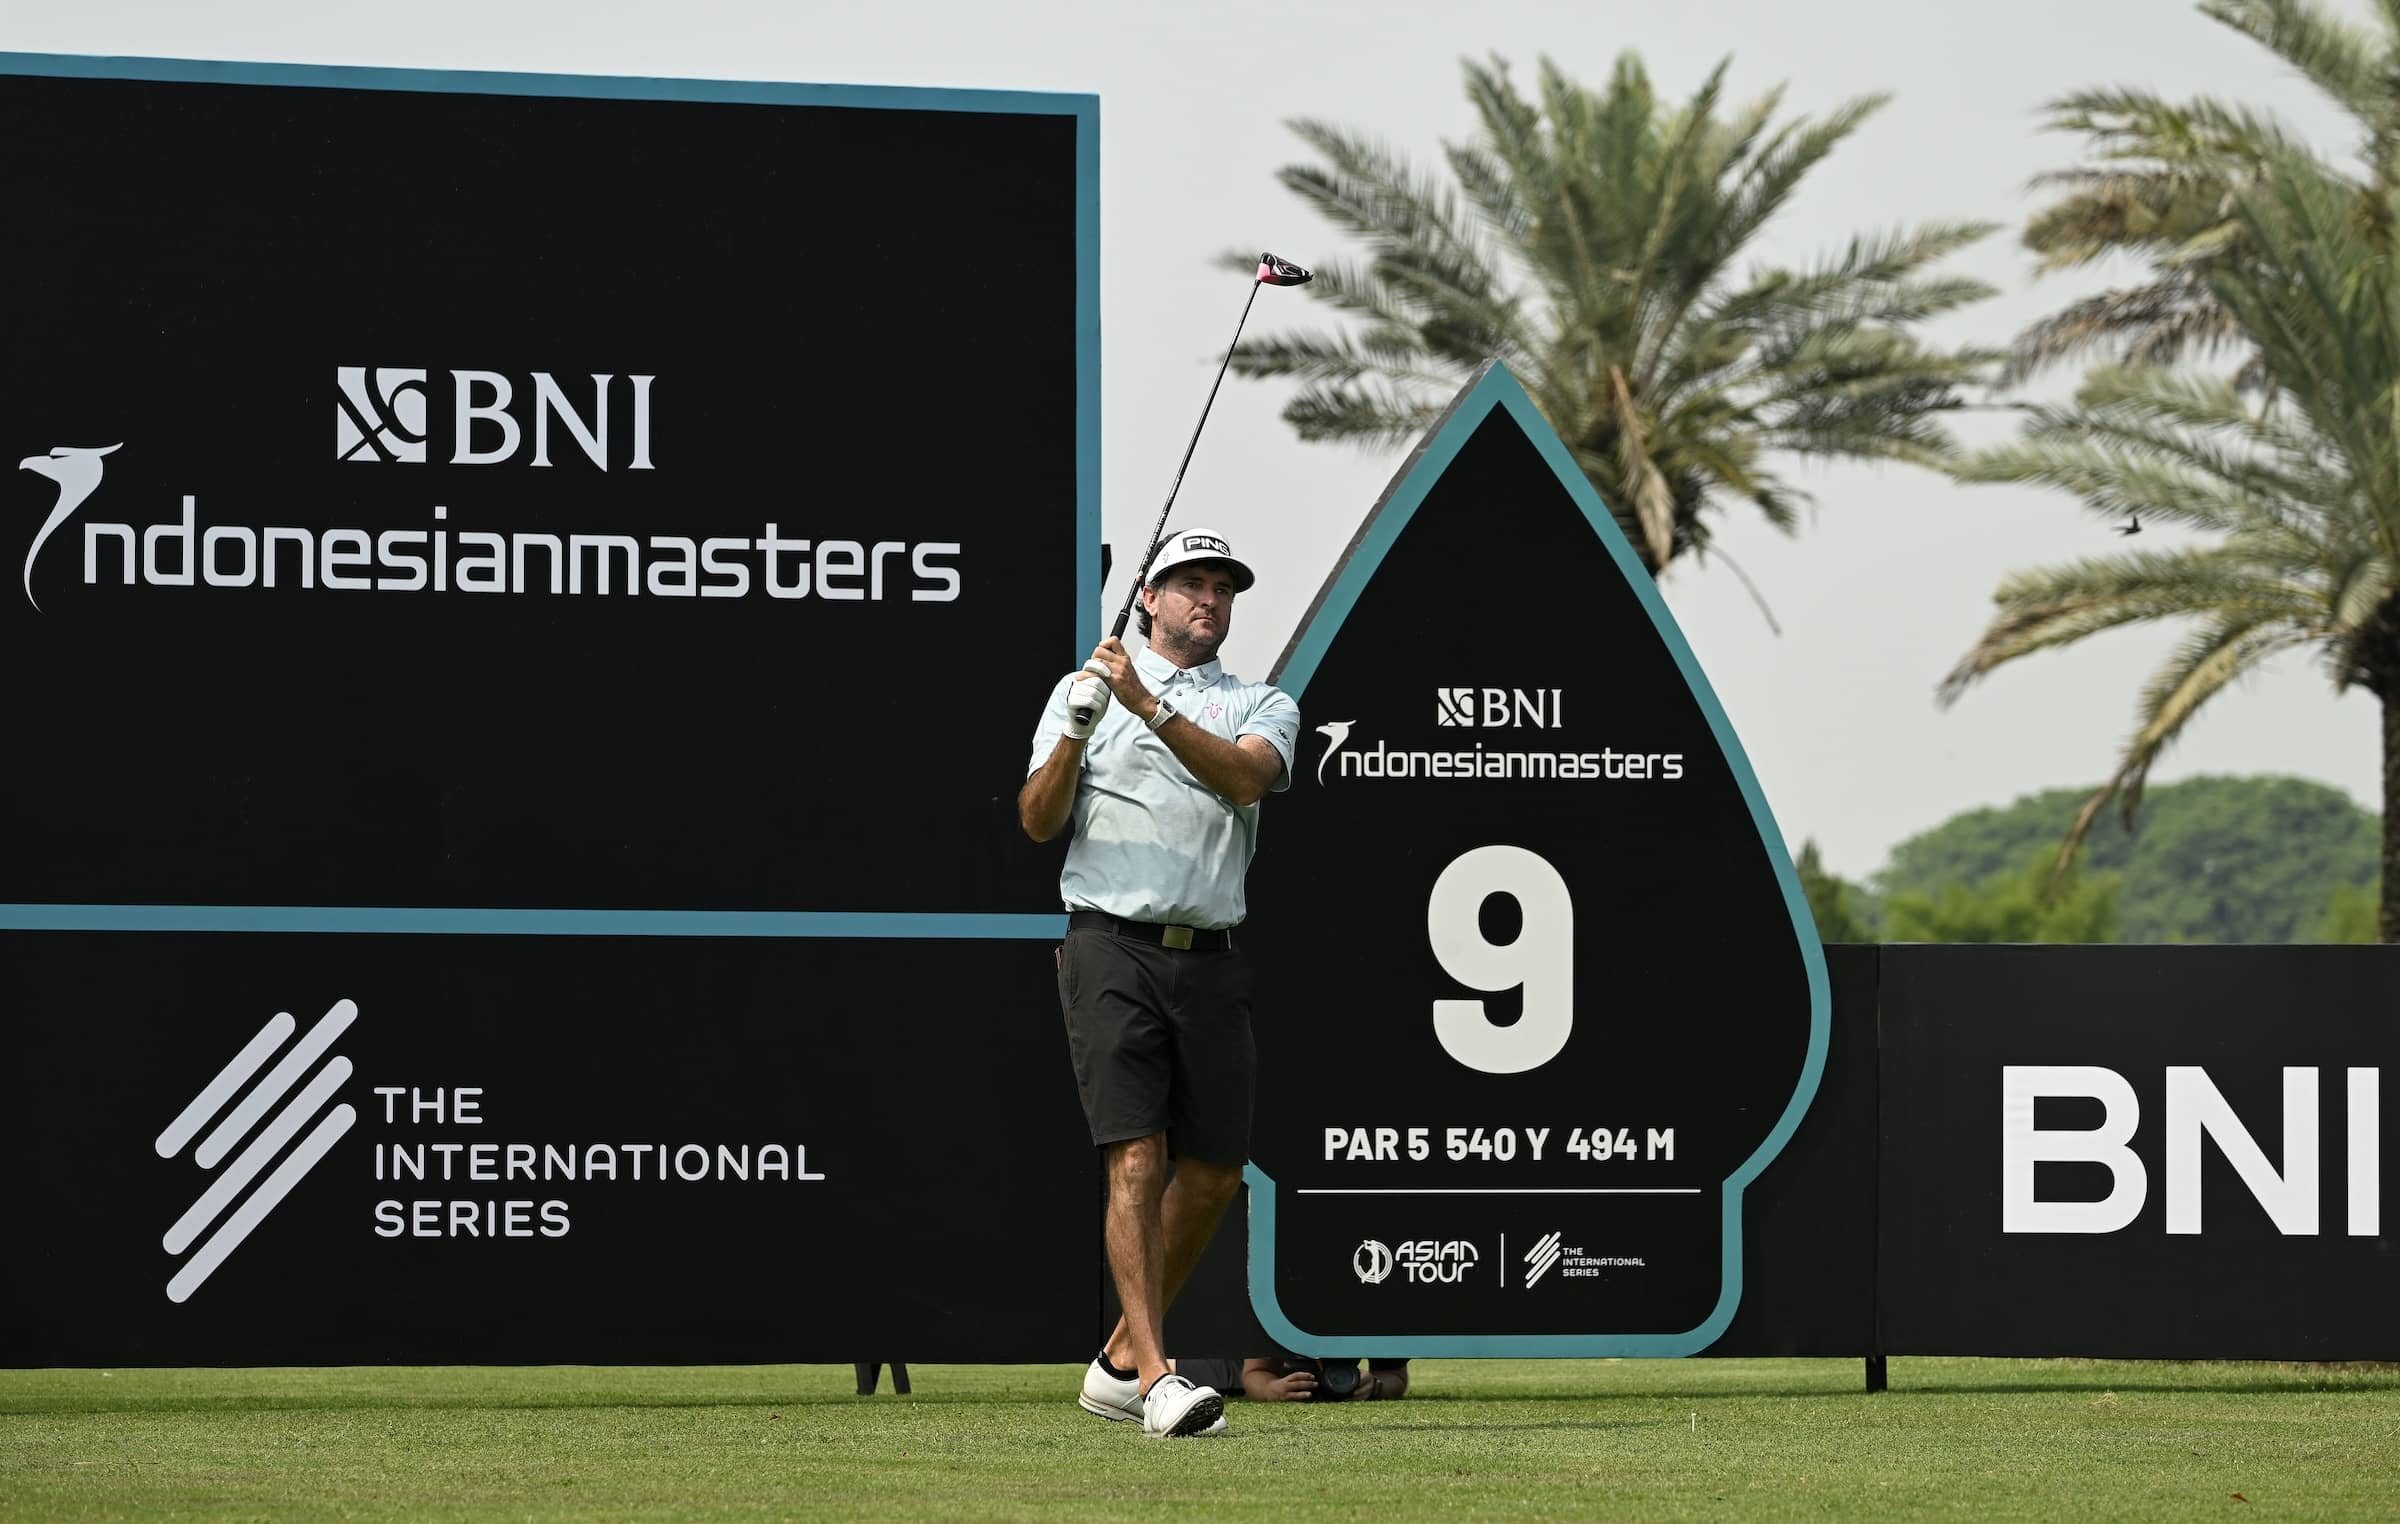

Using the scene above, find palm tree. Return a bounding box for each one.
[1227,54,1997,575]
[2008,0,2400,384]
[1942,153,2400,938]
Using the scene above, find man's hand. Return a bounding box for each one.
[1064,659,1112,741]
[1241,1360,1319,1402]
[1084,637,1153,719]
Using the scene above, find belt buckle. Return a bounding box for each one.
[1161,925,1194,950]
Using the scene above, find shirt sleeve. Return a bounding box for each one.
[1028,673,1079,778]
[1237,684,1302,794]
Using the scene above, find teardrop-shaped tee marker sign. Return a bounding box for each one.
[1242,360,1828,1357]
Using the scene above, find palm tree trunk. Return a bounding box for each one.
[2385,695,2400,943]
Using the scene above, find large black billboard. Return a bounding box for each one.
[0,54,1097,1365]
[0,55,1095,916]
[1239,364,1830,1356]
[1879,944,2398,1359]
[0,931,1088,1365]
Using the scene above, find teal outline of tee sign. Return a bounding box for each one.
[1248,361,1831,1357]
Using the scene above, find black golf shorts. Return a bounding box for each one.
[1056,924,1255,1165]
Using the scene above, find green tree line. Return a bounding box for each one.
[1797,774,2376,943]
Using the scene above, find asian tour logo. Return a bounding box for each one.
[154,1000,358,1302]
[1356,1238,1481,1285]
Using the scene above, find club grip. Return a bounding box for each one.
[1072,582,1140,731]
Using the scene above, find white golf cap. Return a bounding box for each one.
[1143,526,1256,591]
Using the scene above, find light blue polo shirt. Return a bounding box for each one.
[1028,644,1301,930]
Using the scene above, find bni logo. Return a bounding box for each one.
[1437,688,1565,728]
[335,366,656,468]
[154,999,359,1302]
[335,368,429,463]
[1523,1229,1563,1288]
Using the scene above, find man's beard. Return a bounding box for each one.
[1156,616,1224,663]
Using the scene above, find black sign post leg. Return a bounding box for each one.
[1865,1355,1887,1393]
[852,1362,912,1394]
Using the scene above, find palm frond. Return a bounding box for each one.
[2201,0,2394,132]
[1280,381,1446,447]
[1238,51,1989,572]
[1939,546,2321,705]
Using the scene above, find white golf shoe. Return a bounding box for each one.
[1140,1373,1224,1439]
[1077,1354,1143,1422]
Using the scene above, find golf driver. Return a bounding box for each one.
[1071,251,1312,730]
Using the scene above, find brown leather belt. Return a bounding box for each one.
[1068,909,1235,952]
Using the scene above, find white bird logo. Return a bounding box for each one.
[19,443,121,611]
[1315,720,1356,786]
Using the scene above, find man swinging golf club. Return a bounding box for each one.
[1021,252,1309,1439]
[1018,526,1300,1438]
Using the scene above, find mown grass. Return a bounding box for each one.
[3,1358,2396,1520]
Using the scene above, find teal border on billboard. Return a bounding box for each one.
[1248,361,1832,1356]
[0,52,1099,943]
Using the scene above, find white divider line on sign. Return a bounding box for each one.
[167,1103,356,1304]
[163,1056,353,1255]
[155,1012,296,1159]
[193,999,356,1169]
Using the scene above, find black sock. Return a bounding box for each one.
[1096,1349,1137,1381]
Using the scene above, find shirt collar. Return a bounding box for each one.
[1135,643,1222,689]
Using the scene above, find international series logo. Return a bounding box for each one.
[155,1000,360,1303]
[1523,1229,1562,1287]
[153,998,833,1303]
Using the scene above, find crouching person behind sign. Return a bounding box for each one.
[1176,1357,1412,1404]
[1017,529,1300,1440]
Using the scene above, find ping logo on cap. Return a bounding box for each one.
[1182,534,1230,555]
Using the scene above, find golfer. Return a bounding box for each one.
[1018,527,1300,1439]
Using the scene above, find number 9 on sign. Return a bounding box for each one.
[1427,845,1573,1074]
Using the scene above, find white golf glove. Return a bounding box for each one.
[1064,661,1113,740]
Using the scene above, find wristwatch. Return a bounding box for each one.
[1146,696,1178,732]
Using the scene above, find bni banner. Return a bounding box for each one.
[0,55,1096,1364]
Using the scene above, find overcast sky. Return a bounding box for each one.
[5,0,2376,878]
